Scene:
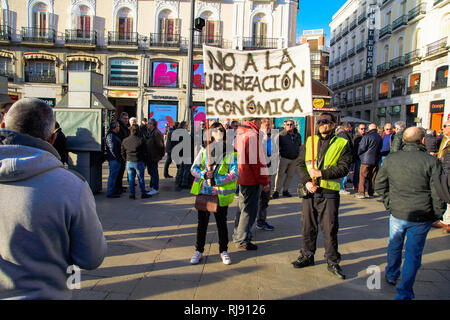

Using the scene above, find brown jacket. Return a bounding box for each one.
[145,128,165,164]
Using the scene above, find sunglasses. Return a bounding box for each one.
[285,123,294,126]
[317,119,332,125]
[385,128,393,131]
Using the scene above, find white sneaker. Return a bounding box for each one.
[220,251,232,265]
[339,190,350,195]
[149,189,159,196]
[190,251,202,264]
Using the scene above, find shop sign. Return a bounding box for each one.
[38,97,56,108]
[108,90,138,98]
[366,4,377,77]
[430,100,445,113]
[390,105,401,115]
[378,107,386,116]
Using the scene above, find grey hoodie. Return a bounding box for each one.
[0,129,107,300]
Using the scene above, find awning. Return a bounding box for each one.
[340,116,370,124]
[66,55,99,64]
[55,93,115,111]
[23,53,57,61]
[0,51,14,60]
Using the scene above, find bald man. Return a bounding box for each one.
[375,126,446,300]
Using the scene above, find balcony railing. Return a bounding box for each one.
[339,80,345,88]
[379,25,392,39]
[354,73,362,83]
[392,15,408,31]
[389,56,405,69]
[408,3,426,21]
[426,37,448,56]
[65,29,97,46]
[358,13,367,24]
[242,37,278,50]
[346,77,353,86]
[356,42,365,53]
[342,26,349,36]
[21,27,55,43]
[107,31,138,46]
[355,96,363,105]
[431,79,448,90]
[377,62,389,75]
[336,32,342,41]
[364,94,373,104]
[341,53,348,62]
[194,34,223,48]
[148,33,181,47]
[0,25,11,41]
[329,60,334,68]
[350,20,357,31]
[405,49,421,64]
[348,47,355,57]
[25,71,56,83]
[406,84,420,94]
[391,87,404,97]
[379,92,388,100]
[330,37,335,46]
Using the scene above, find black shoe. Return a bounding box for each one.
[165,175,174,178]
[282,191,292,197]
[129,195,136,200]
[292,255,314,268]
[141,194,152,199]
[242,242,257,250]
[106,194,120,198]
[175,186,183,191]
[272,191,279,199]
[385,274,396,286]
[327,263,346,280]
[121,187,127,192]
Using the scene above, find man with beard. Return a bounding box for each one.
[292,112,352,279]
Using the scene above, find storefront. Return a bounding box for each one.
[107,89,139,118]
[430,100,445,133]
[406,104,418,127]
[389,105,401,124]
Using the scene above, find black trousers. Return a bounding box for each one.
[300,196,341,264]
[115,160,126,190]
[196,206,229,254]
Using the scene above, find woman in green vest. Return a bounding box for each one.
[190,122,238,265]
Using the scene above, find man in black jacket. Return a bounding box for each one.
[163,121,179,178]
[375,127,446,300]
[357,123,382,199]
[105,121,122,198]
[272,119,302,199]
[352,123,366,190]
[115,112,130,193]
[292,112,352,280]
[336,122,353,195]
[53,121,68,165]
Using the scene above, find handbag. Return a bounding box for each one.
[195,194,219,213]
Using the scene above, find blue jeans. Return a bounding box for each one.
[107,160,122,196]
[340,174,349,190]
[385,215,432,300]
[147,163,159,191]
[126,161,147,196]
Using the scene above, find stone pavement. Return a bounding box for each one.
[72,162,450,300]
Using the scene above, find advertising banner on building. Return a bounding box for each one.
[202,45,313,119]
[366,4,377,77]
[149,101,178,134]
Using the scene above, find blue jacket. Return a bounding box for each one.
[358,129,382,166]
[106,130,122,161]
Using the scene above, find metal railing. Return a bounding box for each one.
[426,37,448,56]
[364,94,373,104]
[25,71,56,83]
[358,13,367,24]
[107,31,138,46]
[431,79,448,90]
[148,33,181,47]
[408,3,426,21]
[356,42,365,52]
[405,49,421,64]
[392,15,408,31]
[355,96,363,105]
[0,25,11,41]
[242,37,278,50]
[389,56,405,69]
[379,25,392,39]
[341,53,348,62]
[348,47,355,57]
[391,87,404,97]
[350,20,357,31]
[346,77,353,86]
[377,62,389,75]
[193,34,223,48]
[354,73,362,83]
[21,27,55,43]
[406,84,420,94]
[342,26,349,36]
[379,92,388,100]
[65,29,97,45]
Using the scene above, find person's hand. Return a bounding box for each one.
[305,182,318,194]
[308,168,322,179]
[205,170,214,179]
[262,184,270,193]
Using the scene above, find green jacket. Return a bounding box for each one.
[389,130,404,153]
[374,143,446,222]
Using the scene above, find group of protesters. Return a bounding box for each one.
[1,97,450,301]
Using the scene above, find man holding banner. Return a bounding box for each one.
[292,112,352,280]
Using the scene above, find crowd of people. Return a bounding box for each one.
[0,97,449,300]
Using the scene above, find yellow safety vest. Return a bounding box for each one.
[190,149,237,207]
[305,135,348,191]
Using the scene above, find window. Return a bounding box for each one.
[379,80,389,99]
[384,45,389,63]
[159,10,179,42]
[151,61,178,88]
[74,5,92,38]
[193,62,204,89]
[109,58,138,87]
[32,3,48,35]
[199,11,220,45]
[118,8,133,40]
[253,14,268,45]
[68,61,96,71]
[433,65,448,89]
[25,60,55,83]
[0,57,13,80]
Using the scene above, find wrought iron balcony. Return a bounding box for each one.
[379,25,392,39]
[426,37,448,56]
[341,53,348,62]
[342,26,349,36]
[431,79,448,90]
[408,3,426,21]
[406,84,420,94]
[379,92,388,100]
[358,13,367,24]
[336,32,342,41]
[348,47,355,57]
[346,77,353,86]
[389,56,405,69]
[405,49,421,64]
[377,62,389,75]
[21,27,55,43]
[25,71,56,83]
[364,94,373,104]
[107,31,138,46]
[0,25,11,41]
[65,29,97,46]
[193,34,223,48]
[148,33,181,48]
[392,15,408,31]
[391,87,404,97]
[353,73,362,83]
[356,42,365,53]
[330,37,335,46]
[350,20,357,31]
[242,37,278,50]
[339,80,345,88]
[355,96,363,105]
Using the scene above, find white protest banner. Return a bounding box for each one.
[202,44,313,119]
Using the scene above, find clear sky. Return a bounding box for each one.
[296,0,347,44]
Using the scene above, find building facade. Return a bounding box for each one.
[299,29,329,86]
[0,0,298,125]
[328,0,449,131]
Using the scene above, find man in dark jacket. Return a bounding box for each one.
[336,122,353,195]
[357,123,382,199]
[105,121,122,198]
[115,112,130,193]
[434,120,450,231]
[424,129,439,156]
[390,121,406,153]
[374,127,446,300]
[163,121,179,178]
[121,124,151,200]
[272,119,302,199]
[145,118,165,195]
[53,121,68,165]
[292,112,352,280]
[352,123,366,190]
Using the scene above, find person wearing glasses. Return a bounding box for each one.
[434,120,450,233]
[292,112,352,280]
[379,123,394,166]
[272,119,302,199]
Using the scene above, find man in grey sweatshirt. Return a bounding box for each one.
[0,98,107,300]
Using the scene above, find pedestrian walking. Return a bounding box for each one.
[52,121,68,165]
[190,122,238,265]
[356,123,382,199]
[272,119,302,199]
[292,112,352,279]
[336,122,354,195]
[232,118,270,251]
[0,98,107,299]
[121,124,151,200]
[116,112,130,193]
[105,121,123,198]
[352,123,366,191]
[164,121,179,178]
[374,127,446,300]
[390,121,406,153]
[144,118,165,195]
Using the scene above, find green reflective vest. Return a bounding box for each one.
[304,135,348,191]
[190,150,237,207]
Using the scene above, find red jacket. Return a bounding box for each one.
[235,121,270,186]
